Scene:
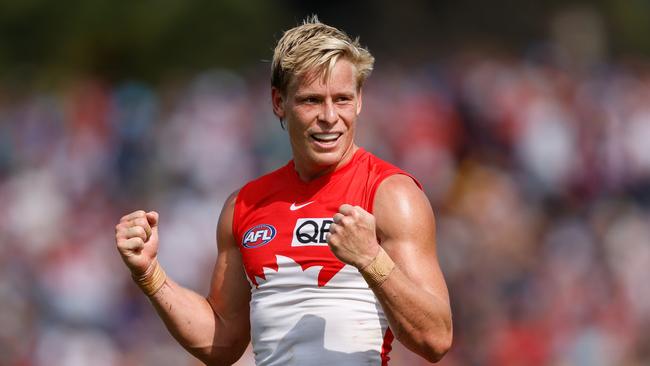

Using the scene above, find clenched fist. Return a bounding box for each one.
[115,210,159,277]
[327,204,380,269]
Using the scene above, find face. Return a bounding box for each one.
[272,58,363,180]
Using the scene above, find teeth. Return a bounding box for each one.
[312,133,340,141]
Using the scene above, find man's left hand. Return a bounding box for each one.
[327,204,380,269]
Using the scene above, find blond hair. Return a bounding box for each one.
[271,15,375,94]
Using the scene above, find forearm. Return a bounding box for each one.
[116,204,249,365]
[144,277,249,365]
[364,255,452,362]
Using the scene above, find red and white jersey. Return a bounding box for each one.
[233,148,420,366]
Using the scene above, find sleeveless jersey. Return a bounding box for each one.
[233,148,420,366]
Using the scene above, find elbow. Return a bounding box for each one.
[198,343,248,366]
[422,334,452,363]
[417,328,453,363]
[190,335,250,366]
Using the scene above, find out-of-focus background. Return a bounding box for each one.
[1,0,649,365]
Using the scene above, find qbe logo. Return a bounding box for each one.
[242,224,277,248]
[291,218,333,247]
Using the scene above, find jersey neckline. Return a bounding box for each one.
[285,147,366,188]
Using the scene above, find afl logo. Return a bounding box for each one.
[242,224,277,248]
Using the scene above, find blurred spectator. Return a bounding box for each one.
[1,50,649,366]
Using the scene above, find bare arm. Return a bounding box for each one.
[115,193,251,365]
[327,175,452,363]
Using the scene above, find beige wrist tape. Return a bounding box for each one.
[360,247,395,287]
[133,261,167,297]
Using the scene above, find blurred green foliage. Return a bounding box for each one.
[0,0,287,84]
[0,0,648,86]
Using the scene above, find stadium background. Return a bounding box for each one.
[1,0,649,365]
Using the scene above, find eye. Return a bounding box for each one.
[335,95,353,103]
[299,96,320,104]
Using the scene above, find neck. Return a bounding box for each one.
[294,144,359,182]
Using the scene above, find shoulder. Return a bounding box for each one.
[373,174,435,241]
[356,149,422,211]
[374,174,428,213]
[217,190,240,245]
[222,190,239,214]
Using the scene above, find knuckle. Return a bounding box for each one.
[128,237,144,247]
[327,235,337,245]
[122,210,145,221]
[124,226,143,239]
[134,218,150,231]
[116,227,128,238]
[119,238,137,249]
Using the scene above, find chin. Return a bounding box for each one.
[309,150,344,167]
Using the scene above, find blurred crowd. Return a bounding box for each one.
[1,52,649,366]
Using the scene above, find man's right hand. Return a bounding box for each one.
[115,210,159,277]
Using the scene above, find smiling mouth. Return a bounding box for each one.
[310,133,342,143]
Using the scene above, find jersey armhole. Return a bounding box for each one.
[368,171,422,214]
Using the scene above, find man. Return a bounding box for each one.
[115,17,452,365]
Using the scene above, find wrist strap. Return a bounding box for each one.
[133,261,167,297]
[359,247,395,288]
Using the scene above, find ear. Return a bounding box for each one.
[271,87,285,120]
[356,88,363,115]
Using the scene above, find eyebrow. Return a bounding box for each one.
[294,93,323,101]
[294,91,355,99]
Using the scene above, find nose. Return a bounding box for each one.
[318,100,337,124]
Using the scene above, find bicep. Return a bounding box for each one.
[207,192,251,325]
[373,175,449,304]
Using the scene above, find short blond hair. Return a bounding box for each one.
[271,15,375,94]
